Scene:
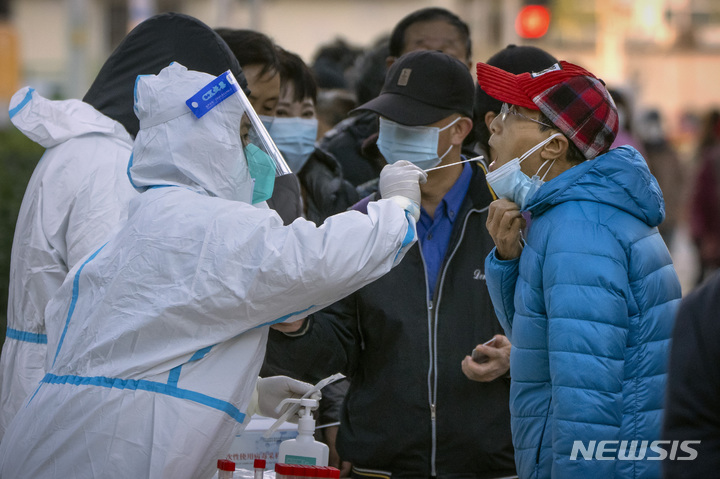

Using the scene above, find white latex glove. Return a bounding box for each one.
[247,376,320,423]
[378,160,428,221]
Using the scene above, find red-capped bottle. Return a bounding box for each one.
[274,463,293,479]
[253,458,266,479]
[217,459,235,479]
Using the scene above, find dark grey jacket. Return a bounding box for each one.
[265,163,515,478]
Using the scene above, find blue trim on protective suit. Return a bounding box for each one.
[393,211,416,263]
[9,88,34,119]
[52,243,107,367]
[167,365,182,387]
[190,346,213,361]
[167,345,214,387]
[133,74,150,114]
[40,373,246,423]
[5,327,47,344]
[126,153,139,189]
[401,211,416,248]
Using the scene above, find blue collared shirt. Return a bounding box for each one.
[417,161,472,299]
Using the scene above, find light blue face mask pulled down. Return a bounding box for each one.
[267,117,318,173]
[244,143,276,204]
[377,117,460,170]
[486,133,561,210]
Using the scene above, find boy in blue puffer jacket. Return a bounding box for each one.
[476,60,681,478]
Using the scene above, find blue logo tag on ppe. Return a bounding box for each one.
[186,71,239,119]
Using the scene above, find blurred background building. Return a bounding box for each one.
[4,0,720,135]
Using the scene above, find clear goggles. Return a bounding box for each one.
[185,69,292,177]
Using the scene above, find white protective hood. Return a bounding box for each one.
[128,63,253,202]
[0,87,135,441]
[9,87,132,148]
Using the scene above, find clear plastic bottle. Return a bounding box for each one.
[217,459,235,479]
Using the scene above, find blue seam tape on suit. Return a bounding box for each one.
[167,345,214,387]
[8,88,34,119]
[40,373,246,423]
[52,243,107,367]
[393,210,416,263]
[5,328,47,344]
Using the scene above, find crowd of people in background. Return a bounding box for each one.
[0,4,718,479]
[265,12,719,294]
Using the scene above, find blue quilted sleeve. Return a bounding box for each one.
[485,248,520,342]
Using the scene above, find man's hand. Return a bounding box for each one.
[271,318,307,334]
[486,198,525,260]
[461,335,511,382]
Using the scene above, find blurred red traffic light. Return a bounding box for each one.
[516,5,551,39]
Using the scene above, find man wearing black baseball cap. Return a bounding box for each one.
[278,49,516,478]
[319,7,474,187]
[477,59,682,479]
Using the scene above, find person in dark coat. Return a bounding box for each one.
[318,7,473,187]
[663,271,720,478]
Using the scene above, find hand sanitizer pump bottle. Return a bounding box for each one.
[277,398,329,466]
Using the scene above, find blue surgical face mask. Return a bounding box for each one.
[267,117,318,173]
[258,114,275,131]
[377,117,460,170]
[486,133,561,209]
[244,143,276,204]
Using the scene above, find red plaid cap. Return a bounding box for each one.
[476,60,619,160]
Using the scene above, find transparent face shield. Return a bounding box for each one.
[229,72,292,178]
[185,69,292,191]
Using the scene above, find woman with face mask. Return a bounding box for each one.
[217,29,305,225]
[265,47,359,225]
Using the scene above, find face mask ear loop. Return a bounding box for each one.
[518,132,562,165]
[538,159,557,181]
[437,144,453,162]
[438,116,462,132]
[434,117,462,164]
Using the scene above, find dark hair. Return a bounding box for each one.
[388,7,471,61]
[311,38,363,89]
[698,108,720,149]
[215,28,280,78]
[353,36,390,104]
[607,88,633,134]
[316,90,357,131]
[84,13,245,139]
[538,111,587,164]
[276,47,318,104]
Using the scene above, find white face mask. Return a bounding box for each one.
[377,117,460,170]
[485,133,561,209]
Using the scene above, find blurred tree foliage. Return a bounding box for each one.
[0,127,43,345]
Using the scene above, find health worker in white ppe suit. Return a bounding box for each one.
[0,63,426,479]
[0,13,251,440]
